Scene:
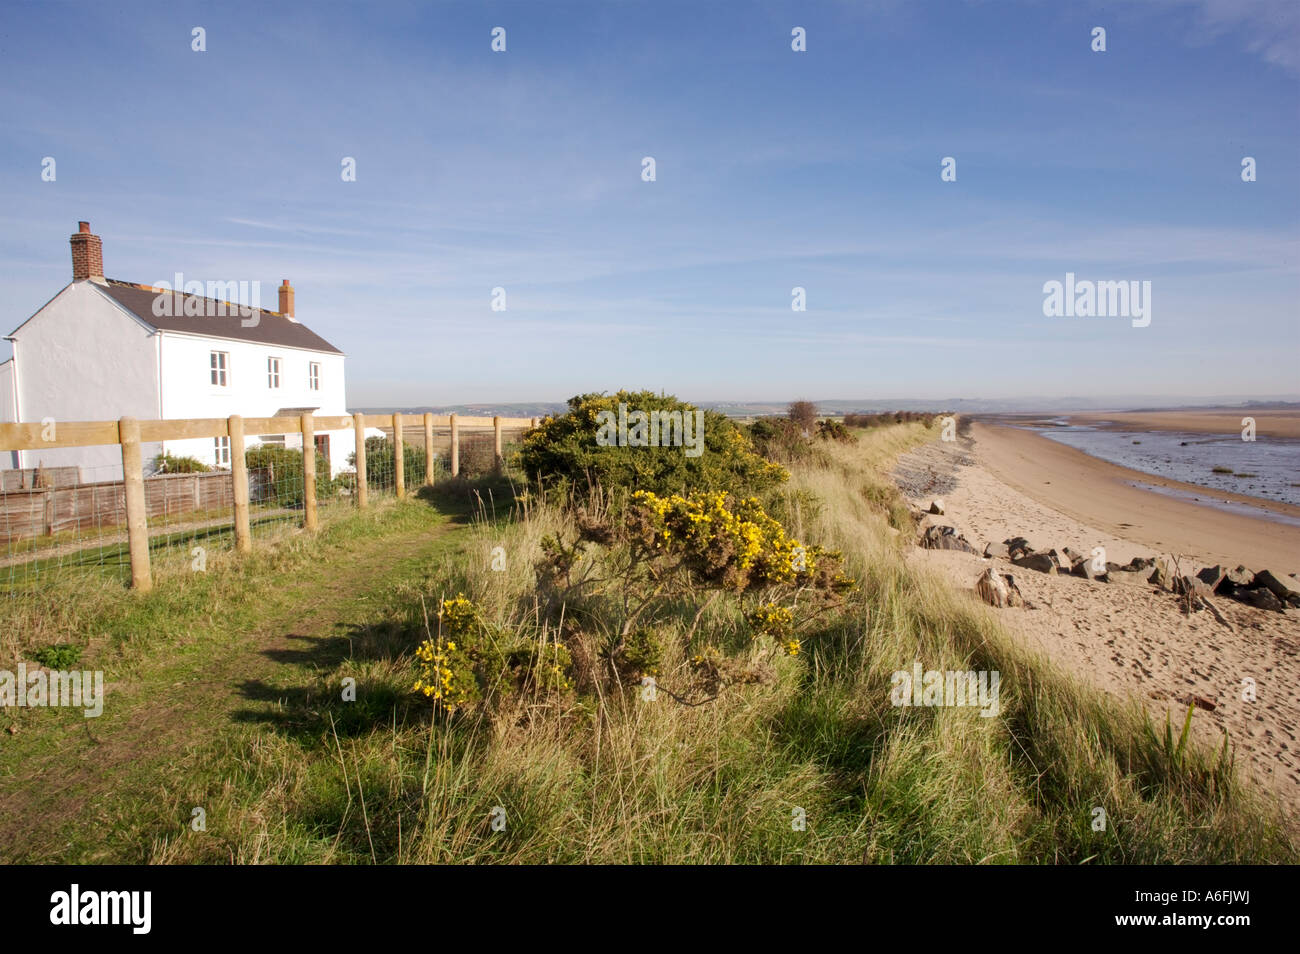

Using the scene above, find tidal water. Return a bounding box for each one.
[1031,423,1300,509]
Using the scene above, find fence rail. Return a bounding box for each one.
[0,411,537,591]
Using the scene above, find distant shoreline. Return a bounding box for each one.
[969,421,1300,573]
[988,408,1300,440]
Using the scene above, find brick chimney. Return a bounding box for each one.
[70,221,104,281]
[278,279,295,320]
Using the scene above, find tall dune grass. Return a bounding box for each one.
[146,424,1295,864]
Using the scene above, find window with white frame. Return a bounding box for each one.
[267,356,281,388]
[309,362,320,391]
[214,436,231,466]
[210,351,228,386]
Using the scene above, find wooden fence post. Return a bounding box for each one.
[393,412,405,499]
[301,412,318,531]
[353,412,368,508]
[423,412,434,486]
[228,415,251,553]
[449,413,459,477]
[493,416,503,476]
[42,490,54,537]
[119,416,152,591]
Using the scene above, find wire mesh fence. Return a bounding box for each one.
[0,413,537,597]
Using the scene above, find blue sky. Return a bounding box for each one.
[1,0,1296,407]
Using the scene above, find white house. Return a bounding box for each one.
[1,222,355,481]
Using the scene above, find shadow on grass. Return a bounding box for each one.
[412,474,523,529]
[229,620,428,742]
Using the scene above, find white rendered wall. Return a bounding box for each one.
[157,331,354,476]
[7,283,161,480]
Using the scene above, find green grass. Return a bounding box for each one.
[1,433,1293,864]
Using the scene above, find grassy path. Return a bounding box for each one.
[0,494,474,862]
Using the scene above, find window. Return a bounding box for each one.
[214,436,231,466]
[309,362,320,391]
[210,351,228,386]
[267,356,281,388]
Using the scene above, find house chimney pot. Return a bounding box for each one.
[279,279,295,318]
[70,221,104,281]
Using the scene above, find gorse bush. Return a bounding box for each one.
[747,416,821,464]
[523,489,851,697]
[816,420,857,444]
[518,390,787,502]
[412,595,573,714]
[245,445,335,507]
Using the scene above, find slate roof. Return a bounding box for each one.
[94,280,344,355]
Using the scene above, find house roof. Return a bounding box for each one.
[94,280,344,355]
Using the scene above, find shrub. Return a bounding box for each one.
[456,433,498,477]
[412,596,573,713]
[843,410,942,429]
[347,436,427,492]
[152,452,209,474]
[245,444,336,507]
[537,491,852,670]
[748,416,817,464]
[627,490,850,596]
[518,390,787,501]
[787,400,819,435]
[32,644,82,669]
[816,419,857,443]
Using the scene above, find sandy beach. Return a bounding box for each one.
[970,421,1300,574]
[896,424,1300,819]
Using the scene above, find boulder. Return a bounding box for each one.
[1147,558,1170,589]
[1107,568,1147,586]
[1233,587,1284,612]
[1002,536,1033,559]
[1195,565,1227,590]
[1225,565,1255,588]
[1126,556,1156,571]
[928,500,945,515]
[920,525,978,554]
[974,568,1026,608]
[1172,575,1214,600]
[1254,569,1299,602]
[1070,559,1107,582]
[1012,551,1058,575]
[983,541,1011,560]
[1004,574,1027,607]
